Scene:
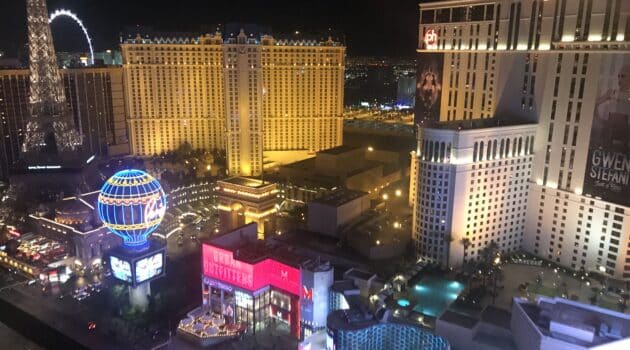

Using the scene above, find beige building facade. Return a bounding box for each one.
[121,31,345,177]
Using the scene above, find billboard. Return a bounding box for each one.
[110,256,132,283]
[584,55,630,206]
[135,252,164,284]
[202,243,301,296]
[415,52,444,125]
[107,243,166,286]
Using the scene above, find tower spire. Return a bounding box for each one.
[22,0,83,156]
[27,0,66,116]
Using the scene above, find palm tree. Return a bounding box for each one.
[480,241,500,265]
[461,238,471,265]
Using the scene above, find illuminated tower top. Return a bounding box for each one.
[27,0,66,118]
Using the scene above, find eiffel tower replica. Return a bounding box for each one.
[11,0,96,200]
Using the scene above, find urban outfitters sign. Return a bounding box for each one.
[584,55,630,206]
[202,243,300,296]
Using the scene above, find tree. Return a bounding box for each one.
[461,238,471,265]
[479,241,500,265]
[175,141,193,158]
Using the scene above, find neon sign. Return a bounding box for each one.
[98,169,167,248]
[302,286,313,301]
[144,195,166,222]
[424,29,438,48]
[202,244,300,296]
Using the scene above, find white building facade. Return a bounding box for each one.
[413,121,536,266]
[416,0,630,279]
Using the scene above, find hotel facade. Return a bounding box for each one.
[0,67,129,179]
[413,0,630,280]
[121,31,345,176]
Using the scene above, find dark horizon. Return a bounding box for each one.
[0,0,422,58]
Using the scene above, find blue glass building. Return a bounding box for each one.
[327,309,450,350]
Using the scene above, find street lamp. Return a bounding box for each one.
[395,189,402,197]
[368,146,374,152]
[382,194,389,201]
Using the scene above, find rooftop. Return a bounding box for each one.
[310,189,368,207]
[480,305,512,330]
[206,224,303,267]
[327,309,376,331]
[331,279,359,294]
[438,310,478,329]
[302,259,333,272]
[345,268,376,281]
[122,31,344,47]
[420,118,535,131]
[218,176,273,189]
[515,297,630,348]
[317,145,362,156]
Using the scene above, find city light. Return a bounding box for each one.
[382,193,389,200]
[97,169,167,248]
[49,9,94,65]
[395,189,402,197]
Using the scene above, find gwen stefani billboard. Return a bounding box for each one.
[584,55,630,206]
[415,52,444,126]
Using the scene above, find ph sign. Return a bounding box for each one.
[424,29,438,49]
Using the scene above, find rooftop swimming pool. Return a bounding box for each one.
[410,276,464,317]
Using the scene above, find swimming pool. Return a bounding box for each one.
[410,276,464,317]
[397,298,410,307]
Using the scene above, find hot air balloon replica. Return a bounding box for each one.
[98,169,167,308]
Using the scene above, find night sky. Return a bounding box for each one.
[0,0,424,58]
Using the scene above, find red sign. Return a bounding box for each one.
[302,286,313,301]
[202,244,300,296]
[424,29,438,47]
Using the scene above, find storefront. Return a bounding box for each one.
[201,243,302,338]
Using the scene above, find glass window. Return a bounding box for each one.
[470,5,485,21]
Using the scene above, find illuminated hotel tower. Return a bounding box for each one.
[224,30,264,176]
[22,0,83,160]
[414,0,630,280]
[121,31,345,176]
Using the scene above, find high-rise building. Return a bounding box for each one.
[120,31,345,176]
[415,0,630,279]
[413,119,536,266]
[0,67,129,179]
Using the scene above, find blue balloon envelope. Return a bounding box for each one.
[97,169,167,249]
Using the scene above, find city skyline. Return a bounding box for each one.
[0,1,629,349]
[0,0,421,58]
